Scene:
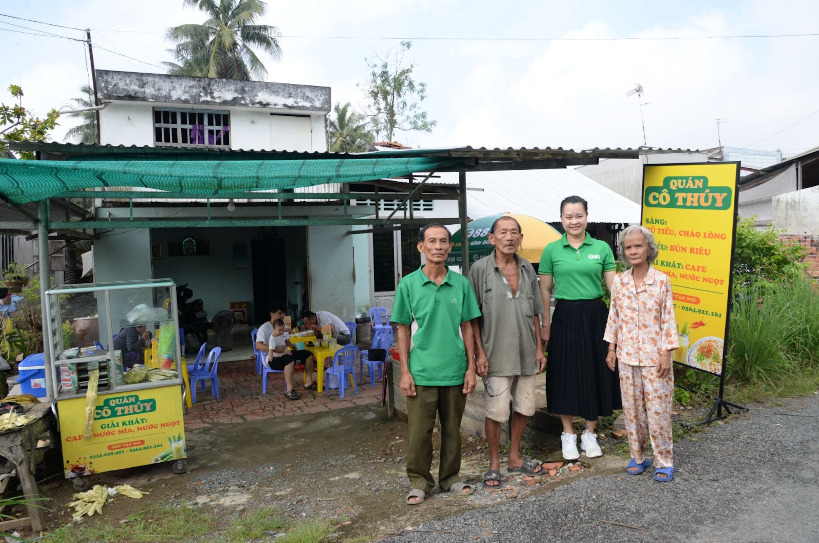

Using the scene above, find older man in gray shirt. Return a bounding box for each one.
[469,216,546,488]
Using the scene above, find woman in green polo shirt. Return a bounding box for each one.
[539,195,622,461]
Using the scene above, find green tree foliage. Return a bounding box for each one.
[0,84,59,159]
[732,216,807,292]
[63,85,97,144]
[328,102,373,153]
[360,41,436,143]
[165,0,282,80]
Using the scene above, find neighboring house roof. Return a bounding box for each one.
[442,168,642,224]
[739,145,819,187]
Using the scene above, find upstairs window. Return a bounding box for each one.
[153,108,231,148]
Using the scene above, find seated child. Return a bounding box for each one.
[267,319,288,364]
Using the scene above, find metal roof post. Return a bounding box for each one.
[38,200,54,399]
[459,170,469,275]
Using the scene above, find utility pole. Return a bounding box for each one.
[86,29,101,144]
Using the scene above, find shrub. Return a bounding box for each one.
[732,217,807,293]
[728,284,796,387]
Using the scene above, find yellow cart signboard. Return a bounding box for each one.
[642,163,739,376]
[59,385,186,477]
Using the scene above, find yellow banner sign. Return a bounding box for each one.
[59,385,186,477]
[642,163,739,375]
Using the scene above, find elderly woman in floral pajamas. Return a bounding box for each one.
[604,225,678,482]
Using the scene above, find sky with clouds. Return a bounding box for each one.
[2,0,817,156]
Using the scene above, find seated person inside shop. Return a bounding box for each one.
[300,310,351,345]
[256,303,318,393]
[113,324,152,370]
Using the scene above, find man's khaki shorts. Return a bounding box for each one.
[483,374,537,422]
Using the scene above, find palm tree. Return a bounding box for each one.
[165,0,282,80]
[328,103,373,153]
[63,85,97,144]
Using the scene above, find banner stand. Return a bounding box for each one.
[642,163,747,426]
[674,365,747,424]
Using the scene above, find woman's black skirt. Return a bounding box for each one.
[547,298,622,421]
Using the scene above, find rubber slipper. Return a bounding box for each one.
[303,382,317,390]
[508,457,544,475]
[406,488,425,505]
[654,466,674,482]
[626,458,651,475]
[483,469,503,488]
[284,389,301,400]
[448,481,474,496]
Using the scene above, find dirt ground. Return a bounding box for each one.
[29,403,638,541]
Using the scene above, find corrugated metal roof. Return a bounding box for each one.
[12,142,641,165]
[443,169,641,224]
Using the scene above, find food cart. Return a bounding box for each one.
[44,279,187,490]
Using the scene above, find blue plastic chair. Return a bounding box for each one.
[186,342,207,376]
[253,328,285,393]
[251,328,262,374]
[190,347,221,402]
[359,329,391,387]
[344,321,357,345]
[369,307,391,337]
[324,345,360,398]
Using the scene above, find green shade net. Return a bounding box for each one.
[0,157,463,205]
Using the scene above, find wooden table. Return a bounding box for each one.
[0,402,56,532]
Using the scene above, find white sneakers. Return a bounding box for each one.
[580,431,603,458]
[561,432,580,460]
[562,431,604,459]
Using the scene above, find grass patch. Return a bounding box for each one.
[46,502,334,543]
[277,519,335,543]
[49,502,214,543]
[223,507,287,542]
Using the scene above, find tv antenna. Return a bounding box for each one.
[626,83,650,146]
[716,118,729,148]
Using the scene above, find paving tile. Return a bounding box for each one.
[182,357,384,427]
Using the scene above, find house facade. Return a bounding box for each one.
[92,70,370,327]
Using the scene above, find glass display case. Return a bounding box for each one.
[44,279,188,485]
[44,279,182,399]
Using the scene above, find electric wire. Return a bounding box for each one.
[0,12,85,32]
[4,12,819,43]
[742,108,819,148]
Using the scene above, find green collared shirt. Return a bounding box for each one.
[469,252,543,376]
[392,265,482,386]
[539,233,616,300]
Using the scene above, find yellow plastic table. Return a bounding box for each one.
[304,343,342,392]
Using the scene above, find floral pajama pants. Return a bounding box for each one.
[619,364,674,468]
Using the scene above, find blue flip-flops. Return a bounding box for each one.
[626,458,651,475]
[654,466,674,482]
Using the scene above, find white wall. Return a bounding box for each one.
[100,101,325,152]
[773,185,819,235]
[150,228,253,318]
[352,225,372,315]
[738,165,798,224]
[99,103,155,147]
[268,115,313,152]
[307,225,355,322]
[93,229,153,339]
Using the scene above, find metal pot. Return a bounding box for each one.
[355,314,372,345]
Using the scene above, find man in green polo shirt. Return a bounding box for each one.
[392,223,482,506]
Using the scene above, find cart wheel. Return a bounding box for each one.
[72,477,90,491]
[171,460,188,474]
